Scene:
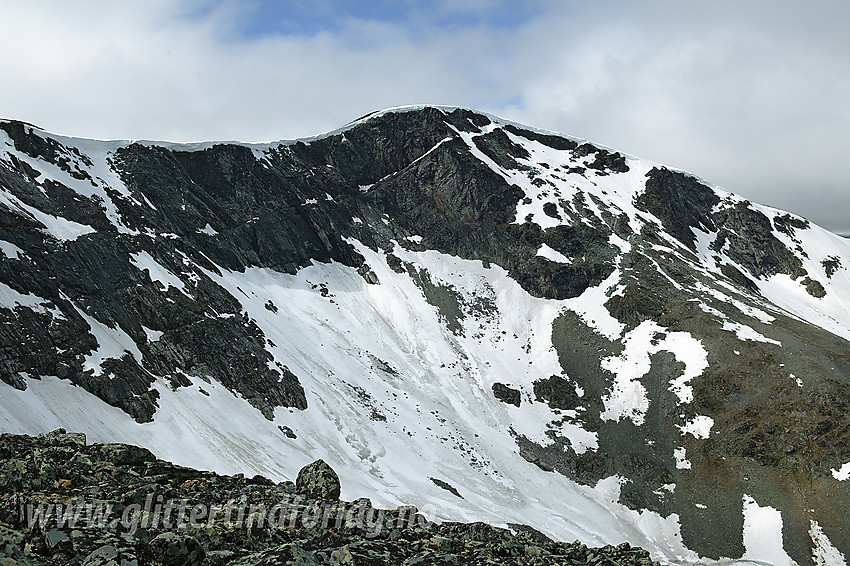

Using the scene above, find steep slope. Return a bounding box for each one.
[1,106,848,565]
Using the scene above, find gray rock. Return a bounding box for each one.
[41,429,86,447]
[45,529,71,551]
[82,544,118,566]
[92,443,155,466]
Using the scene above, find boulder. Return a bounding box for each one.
[295,459,341,500]
[149,532,205,566]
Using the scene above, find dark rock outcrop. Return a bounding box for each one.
[711,202,806,279]
[492,382,521,407]
[635,167,718,249]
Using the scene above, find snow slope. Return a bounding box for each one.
[0,245,703,562]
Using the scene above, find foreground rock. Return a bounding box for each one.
[0,430,657,565]
[295,459,341,501]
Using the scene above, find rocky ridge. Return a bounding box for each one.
[0,430,657,566]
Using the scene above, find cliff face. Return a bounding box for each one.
[1,107,849,564]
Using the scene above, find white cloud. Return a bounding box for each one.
[497,1,850,232]
[1,0,848,232]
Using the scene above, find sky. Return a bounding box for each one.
[1,0,849,233]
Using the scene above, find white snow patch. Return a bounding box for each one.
[752,204,850,341]
[696,301,725,318]
[653,483,676,498]
[674,447,691,470]
[741,494,795,566]
[68,301,142,376]
[677,415,714,439]
[129,251,190,297]
[407,136,453,168]
[601,321,708,425]
[142,325,164,342]
[198,223,218,236]
[662,334,709,405]
[555,422,599,455]
[695,281,776,324]
[139,192,158,211]
[0,240,25,260]
[0,188,95,241]
[386,242,595,454]
[722,320,781,345]
[537,244,571,264]
[691,228,720,273]
[757,272,850,341]
[563,269,625,341]
[0,282,61,318]
[809,520,847,566]
[831,462,850,481]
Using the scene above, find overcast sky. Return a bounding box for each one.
[2,0,848,233]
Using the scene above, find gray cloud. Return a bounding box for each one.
[1,0,848,233]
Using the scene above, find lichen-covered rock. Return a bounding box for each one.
[802,276,827,298]
[296,459,341,500]
[0,524,26,558]
[40,429,87,447]
[44,529,71,553]
[0,432,660,566]
[91,443,155,466]
[149,532,205,566]
[81,544,119,566]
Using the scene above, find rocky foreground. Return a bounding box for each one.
[0,430,659,566]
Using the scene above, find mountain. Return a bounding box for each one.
[1,106,849,565]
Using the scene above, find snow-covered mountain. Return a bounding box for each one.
[1,106,848,565]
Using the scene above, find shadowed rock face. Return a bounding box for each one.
[1,107,849,564]
[635,167,718,250]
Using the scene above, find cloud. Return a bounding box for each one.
[0,0,848,232]
[497,1,850,231]
[0,1,507,139]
